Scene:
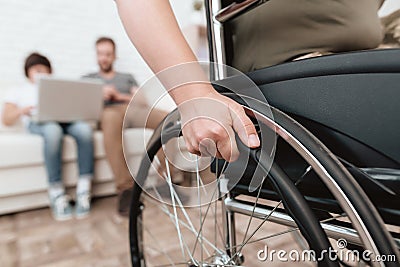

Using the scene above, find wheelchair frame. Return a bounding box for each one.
[128,1,400,266]
[205,0,400,253]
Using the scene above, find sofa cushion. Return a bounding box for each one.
[0,165,47,196]
[0,133,77,169]
[0,128,153,169]
[0,119,25,133]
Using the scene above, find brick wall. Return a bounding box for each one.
[0,0,196,93]
[1,0,397,99]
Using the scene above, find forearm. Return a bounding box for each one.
[1,104,22,126]
[115,0,215,104]
[116,93,133,103]
[116,0,196,72]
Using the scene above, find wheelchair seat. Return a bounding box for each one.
[217,49,400,224]
[247,48,400,168]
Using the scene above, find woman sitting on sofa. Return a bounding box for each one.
[1,53,94,221]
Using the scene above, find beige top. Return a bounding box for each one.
[230,0,385,72]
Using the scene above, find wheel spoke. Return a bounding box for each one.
[152,263,190,267]
[154,197,223,256]
[294,165,313,186]
[227,164,313,260]
[150,178,221,257]
[244,213,347,246]
[240,175,267,249]
[165,158,198,264]
[191,159,228,257]
[195,156,204,264]
[213,159,229,248]
[228,200,283,262]
[140,218,178,266]
[135,103,400,266]
[214,159,219,249]
[149,180,223,257]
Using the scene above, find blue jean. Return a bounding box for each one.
[28,121,94,185]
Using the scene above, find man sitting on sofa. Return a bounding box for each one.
[83,37,167,216]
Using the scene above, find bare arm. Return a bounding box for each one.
[1,103,32,126]
[116,0,211,103]
[116,1,194,73]
[103,84,133,103]
[114,92,133,103]
[116,0,259,161]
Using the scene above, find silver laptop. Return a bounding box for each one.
[34,77,103,122]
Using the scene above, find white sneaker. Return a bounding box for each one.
[75,192,91,219]
[50,194,73,221]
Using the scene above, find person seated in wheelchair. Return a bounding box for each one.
[115,1,400,266]
[230,0,385,71]
[115,0,387,162]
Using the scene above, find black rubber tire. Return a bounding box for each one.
[128,105,400,266]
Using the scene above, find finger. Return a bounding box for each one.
[198,144,211,157]
[185,141,201,156]
[230,105,260,148]
[214,151,223,159]
[198,138,217,158]
[216,126,239,162]
[181,128,201,156]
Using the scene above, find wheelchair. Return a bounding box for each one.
[128,1,400,266]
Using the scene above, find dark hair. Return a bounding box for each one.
[24,52,52,78]
[95,37,116,53]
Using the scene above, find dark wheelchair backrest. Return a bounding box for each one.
[246,49,400,169]
[206,0,400,169]
[207,0,400,227]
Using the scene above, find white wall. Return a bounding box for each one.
[0,0,199,94]
[379,0,400,16]
[1,0,398,95]
[0,1,138,83]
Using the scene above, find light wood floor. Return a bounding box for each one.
[0,195,315,267]
[0,197,131,267]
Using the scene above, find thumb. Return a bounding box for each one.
[230,105,260,148]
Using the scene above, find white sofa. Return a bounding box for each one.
[0,126,153,215]
[0,85,176,215]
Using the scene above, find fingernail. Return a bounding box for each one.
[248,134,260,147]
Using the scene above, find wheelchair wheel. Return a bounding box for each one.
[129,102,400,266]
